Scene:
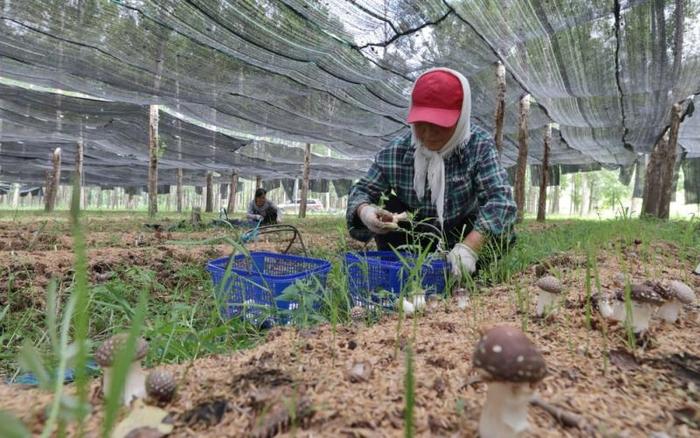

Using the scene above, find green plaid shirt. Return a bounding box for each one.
[347,124,517,244]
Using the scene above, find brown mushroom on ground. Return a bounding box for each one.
[656,280,696,323]
[472,325,547,437]
[349,305,366,322]
[145,369,177,404]
[614,283,665,333]
[94,334,149,405]
[426,294,441,312]
[535,275,562,317]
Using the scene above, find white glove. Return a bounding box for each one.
[448,243,478,277]
[357,204,397,234]
[253,214,263,221]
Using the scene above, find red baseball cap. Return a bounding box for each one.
[406,70,463,128]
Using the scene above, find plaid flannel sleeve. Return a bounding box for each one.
[473,136,517,236]
[346,156,391,242]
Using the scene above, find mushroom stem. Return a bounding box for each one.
[457,295,469,310]
[535,291,556,317]
[596,296,614,319]
[479,382,533,438]
[610,300,626,322]
[103,362,147,406]
[657,300,682,323]
[630,302,653,333]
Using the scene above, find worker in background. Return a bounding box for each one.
[346,68,517,279]
[247,188,282,225]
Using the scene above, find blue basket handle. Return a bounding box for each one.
[241,218,263,244]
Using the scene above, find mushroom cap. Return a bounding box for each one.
[536,275,562,294]
[668,280,696,304]
[349,306,366,321]
[615,283,664,306]
[94,334,149,367]
[145,370,177,403]
[472,325,546,383]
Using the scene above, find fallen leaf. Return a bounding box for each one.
[113,399,173,438]
[608,349,639,371]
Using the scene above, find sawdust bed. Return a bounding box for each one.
[1,242,698,437]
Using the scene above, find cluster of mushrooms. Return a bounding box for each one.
[94,334,177,406]
[534,273,697,334]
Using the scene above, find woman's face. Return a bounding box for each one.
[413,122,457,151]
[255,195,266,207]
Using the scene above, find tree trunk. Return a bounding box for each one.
[176,168,183,213]
[537,125,550,222]
[148,105,159,218]
[494,61,506,160]
[587,175,596,214]
[11,184,19,209]
[45,147,62,212]
[299,143,311,218]
[205,172,213,213]
[111,188,118,210]
[578,176,586,216]
[255,176,262,190]
[514,94,530,223]
[641,103,682,219]
[228,172,238,213]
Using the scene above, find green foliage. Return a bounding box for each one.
[0,411,30,438]
[403,345,415,438]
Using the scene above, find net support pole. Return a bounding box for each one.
[205,172,213,213]
[537,125,551,222]
[641,103,682,219]
[148,105,159,218]
[299,143,311,218]
[75,139,84,208]
[494,61,506,159]
[227,172,238,213]
[514,94,530,223]
[176,168,183,213]
[45,147,62,212]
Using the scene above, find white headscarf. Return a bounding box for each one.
[411,67,472,227]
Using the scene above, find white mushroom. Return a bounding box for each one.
[381,211,409,230]
[472,326,546,438]
[399,292,425,316]
[657,280,696,323]
[95,334,149,406]
[454,288,469,310]
[535,276,562,317]
[593,291,626,322]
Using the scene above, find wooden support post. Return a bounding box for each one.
[494,61,506,159]
[205,172,213,213]
[44,147,62,212]
[514,94,530,223]
[11,184,19,209]
[641,103,682,219]
[299,143,311,218]
[255,175,262,190]
[228,172,238,213]
[537,125,551,222]
[148,105,159,218]
[75,139,84,208]
[176,168,183,213]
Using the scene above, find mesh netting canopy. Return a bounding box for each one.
[1,1,700,188]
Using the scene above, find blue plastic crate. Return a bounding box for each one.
[207,251,331,325]
[344,251,449,309]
